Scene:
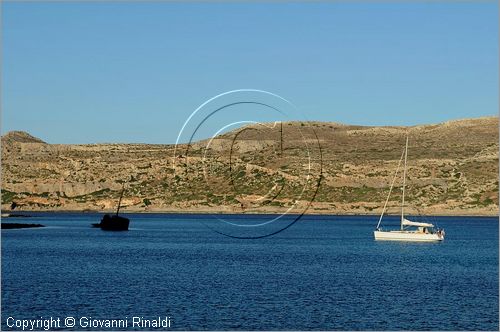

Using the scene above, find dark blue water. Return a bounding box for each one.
[2,213,498,330]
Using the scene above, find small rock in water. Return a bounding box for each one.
[1,223,45,229]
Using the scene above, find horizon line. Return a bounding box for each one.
[2,114,497,145]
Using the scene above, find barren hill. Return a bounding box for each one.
[2,131,46,145]
[1,117,498,215]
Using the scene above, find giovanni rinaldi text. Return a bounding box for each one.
[6,316,172,330]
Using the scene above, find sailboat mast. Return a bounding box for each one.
[116,184,125,216]
[401,135,408,230]
[376,148,405,230]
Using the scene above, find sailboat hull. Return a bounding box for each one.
[374,230,444,242]
[94,215,130,231]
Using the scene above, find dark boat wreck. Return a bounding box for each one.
[92,186,130,231]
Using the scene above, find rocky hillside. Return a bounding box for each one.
[1,117,498,215]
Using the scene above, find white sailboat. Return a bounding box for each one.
[374,136,445,242]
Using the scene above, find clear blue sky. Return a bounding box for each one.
[2,1,498,144]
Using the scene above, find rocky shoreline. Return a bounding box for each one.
[3,207,497,217]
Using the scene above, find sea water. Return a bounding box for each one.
[2,213,498,330]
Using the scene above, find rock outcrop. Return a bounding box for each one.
[1,117,498,215]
